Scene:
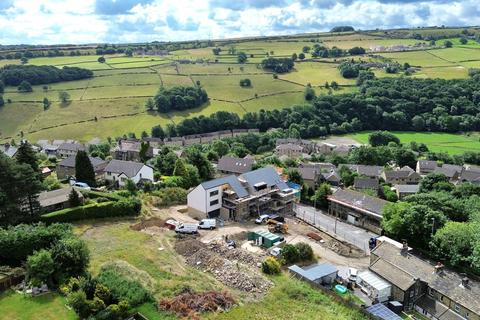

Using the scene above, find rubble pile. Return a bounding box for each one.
[175,239,273,294]
[159,288,236,320]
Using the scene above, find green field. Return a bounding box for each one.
[0,290,77,320]
[346,131,480,154]
[1,30,480,142]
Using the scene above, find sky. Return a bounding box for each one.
[0,0,479,45]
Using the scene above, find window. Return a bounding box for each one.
[454,304,460,313]
[428,288,434,297]
[210,199,219,206]
[210,190,219,197]
[107,171,111,175]
[465,311,470,319]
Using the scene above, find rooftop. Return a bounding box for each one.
[393,184,420,193]
[371,242,480,315]
[0,144,18,157]
[217,156,254,174]
[354,177,379,189]
[288,263,337,282]
[104,160,146,178]
[328,189,387,218]
[58,142,85,152]
[38,187,83,207]
[58,155,107,169]
[201,175,249,198]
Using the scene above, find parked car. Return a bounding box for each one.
[73,182,91,190]
[198,219,216,230]
[270,247,283,257]
[348,267,358,282]
[255,214,270,224]
[175,223,198,234]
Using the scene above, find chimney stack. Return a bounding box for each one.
[434,262,444,274]
[461,276,469,288]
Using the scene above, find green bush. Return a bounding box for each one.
[281,244,300,265]
[41,198,142,223]
[295,242,314,261]
[96,266,152,307]
[262,257,281,275]
[81,190,124,201]
[151,187,187,207]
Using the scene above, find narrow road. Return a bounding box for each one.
[295,204,378,253]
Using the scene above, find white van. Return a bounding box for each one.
[198,219,216,230]
[175,223,198,234]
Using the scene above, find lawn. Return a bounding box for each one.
[0,290,77,320]
[205,274,368,320]
[427,47,480,63]
[345,131,480,154]
[379,50,455,67]
[278,61,356,86]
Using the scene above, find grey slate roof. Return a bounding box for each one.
[354,177,379,190]
[417,160,438,170]
[329,189,387,217]
[201,175,248,198]
[296,166,319,181]
[240,166,289,191]
[58,155,107,169]
[0,144,18,157]
[288,263,337,282]
[459,170,480,183]
[276,143,303,152]
[339,164,384,177]
[104,160,145,178]
[371,242,480,315]
[434,166,461,179]
[217,156,254,174]
[38,187,83,207]
[58,142,85,152]
[394,184,420,193]
[383,170,420,179]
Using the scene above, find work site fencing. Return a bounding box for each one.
[294,205,371,254]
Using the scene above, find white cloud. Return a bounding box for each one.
[0,0,478,44]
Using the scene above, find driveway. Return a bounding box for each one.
[295,204,378,253]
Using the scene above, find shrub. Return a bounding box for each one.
[151,187,187,207]
[96,266,152,307]
[41,198,142,222]
[281,244,300,265]
[262,257,281,275]
[295,242,314,261]
[26,249,54,286]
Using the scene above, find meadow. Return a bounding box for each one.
[345,131,480,154]
[1,29,480,143]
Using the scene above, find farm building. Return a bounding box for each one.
[247,230,283,248]
[288,263,338,286]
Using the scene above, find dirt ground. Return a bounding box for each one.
[143,205,370,272]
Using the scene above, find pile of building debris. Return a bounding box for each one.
[159,288,236,320]
[175,239,273,294]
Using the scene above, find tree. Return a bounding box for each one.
[262,257,281,275]
[288,169,303,186]
[125,48,133,57]
[0,153,42,225]
[69,189,81,207]
[16,141,39,173]
[151,125,165,139]
[212,140,229,157]
[419,173,452,193]
[125,179,137,194]
[444,40,453,48]
[18,80,32,92]
[239,78,251,87]
[302,46,311,53]
[339,166,357,187]
[98,56,106,63]
[295,242,314,261]
[281,244,300,264]
[0,80,4,94]
[0,96,4,107]
[185,148,213,180]
[368,131,400,147]
[348,47,366,55]
[304,86,315,101]
[59,91,71,105]
[145,98,155,111]
[311,183,332,209]
[291,53,297,61]
[459,37,468,45]
[75,151,96,187]
[212,47,221,55]
[173,158,187,177]
[51,237,90,282]
[43,97,51,111]
[237,52,248,63]
[27,249,54,286]
[298,53,305,60]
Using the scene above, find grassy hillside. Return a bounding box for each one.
[345,131,480,154]
[1,30,480,142]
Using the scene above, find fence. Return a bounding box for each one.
[294,206,371,253]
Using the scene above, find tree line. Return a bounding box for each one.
[151,75,480,138]
[0,65,93,86]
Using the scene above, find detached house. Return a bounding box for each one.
[275,143,304,159]
[104,160,154,187]
[112,139,152,162]
[187,166,295,221]
[434,164,463,181]
[0,144,18,158]
[370,241,480,320]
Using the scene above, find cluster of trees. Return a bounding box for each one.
[0,223,89,285]
[148,86,208,113]
[0,65,93,86]
[261,57,295,73]
[152,76,480,139]
[330,26,355,32]
[383,179,480,274]
[338,61,365,78]
[311,45,346,58]
[0,49,85,61]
